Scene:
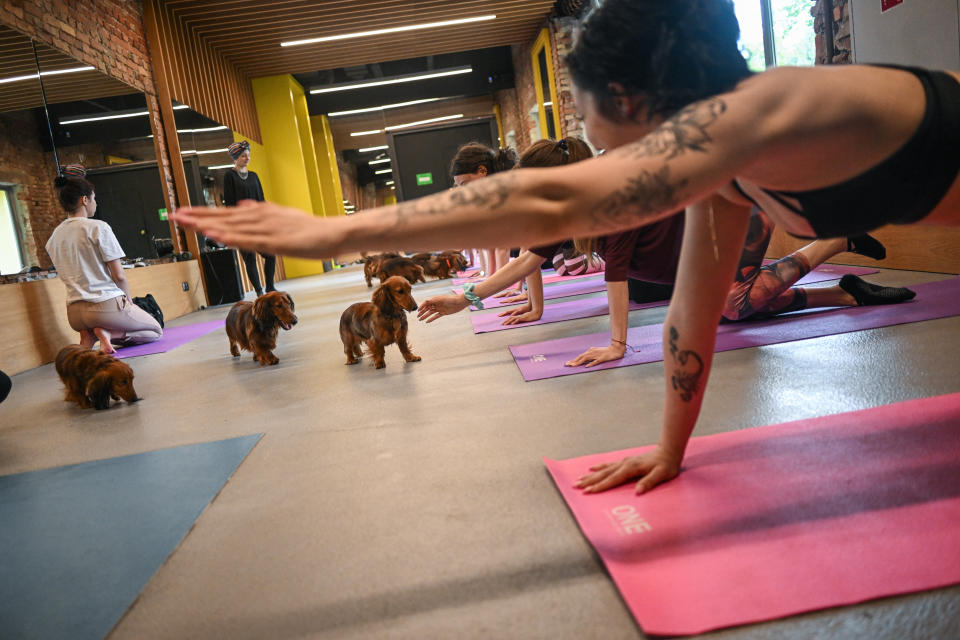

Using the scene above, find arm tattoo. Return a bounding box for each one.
[590,165,687,227]
[389,173,519,232]
[667,326,703,402]
[623,98,727,161]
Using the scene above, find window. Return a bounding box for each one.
[0,187,25,275]
[733,0,815,71]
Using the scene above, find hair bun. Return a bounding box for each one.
[493,147,518,172]
[54,175,69,188]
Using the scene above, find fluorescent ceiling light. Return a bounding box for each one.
[283,15,495,47]
[385,114,462,131]
[178,125,228,133]
[543,101,553,107]
[386,181,395,186]
[368,157,391,165]
[181,148,228,155]
[208,164,233,169]
[358,145,389,153]
[328,97,443,117]
[310,66,471,95]
[350,129,382,137]
[0,65,95,86]
[374,168,392,175]
[60,103,188,125]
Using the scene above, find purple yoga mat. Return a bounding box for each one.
[113,320,225,359]
[456,264,878,311]
[472,297,668,334]
[451,267,565,286]
[510,278,960,381]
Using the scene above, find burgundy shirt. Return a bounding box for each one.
[532,212,685,284]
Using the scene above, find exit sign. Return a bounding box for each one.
[416,172,433,186]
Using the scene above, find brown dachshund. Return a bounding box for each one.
[340,275,421,369]
[377,256,425,285]
[363,252,399,287]
[412,250,469,280]
[55,344,139,410]
[226,291,298,366]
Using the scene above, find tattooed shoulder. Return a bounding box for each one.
[623,98,727,161]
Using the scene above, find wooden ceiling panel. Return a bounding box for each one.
[161,0,555,77]
[0,25,138,114]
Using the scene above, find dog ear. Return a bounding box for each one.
[372,283,396,315]
[85,371,113,410]
[252,295,268,320]
[284,293,295,311]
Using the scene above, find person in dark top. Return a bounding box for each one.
[418,138,912,369]
[0,369,11,404]
[224,140,276,297]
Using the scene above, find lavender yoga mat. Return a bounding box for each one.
[510,277,960,381]
[114,320,225,358]
[472,297,668,334]
[451,267,572,286]
[457,264,878,311]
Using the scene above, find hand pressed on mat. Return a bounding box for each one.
[565,343,626,368]
[498,302,542,325]
[575,446,681,494]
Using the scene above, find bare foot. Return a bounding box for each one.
[79,330,96,349]
[93,328,116,354]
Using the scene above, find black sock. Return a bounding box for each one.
[839,275,916,306]
[847,234,886,260]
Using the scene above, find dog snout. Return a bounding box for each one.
[410,303,418,311]
[291,315,298,325]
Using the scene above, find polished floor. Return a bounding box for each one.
[2,263,959,639]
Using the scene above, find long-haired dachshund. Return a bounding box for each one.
[226,291,298,366]
[55,344,139,410]
[363,252,399,287]
[377,256,425,285]
[340,275,421,369]
[411,250,469,280]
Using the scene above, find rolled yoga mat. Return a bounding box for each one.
[113,319,225,359]
[510,277,960,381]
[457,264,879,311]
[544,392,960,636]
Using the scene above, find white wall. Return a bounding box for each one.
[851,0,960,68]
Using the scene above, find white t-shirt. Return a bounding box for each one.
[45,217,126,304]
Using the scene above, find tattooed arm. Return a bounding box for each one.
[576,195,752,494]
[171,91,773,258]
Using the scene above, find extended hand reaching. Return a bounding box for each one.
[172,200,340,258]
[417,293,468,323]
[575,446,682,494]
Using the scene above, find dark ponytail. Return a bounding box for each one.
[566,0,752,122]
[450,142,518,177]
[55,175,95,212]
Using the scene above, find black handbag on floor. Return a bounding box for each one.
[133,293,165,328]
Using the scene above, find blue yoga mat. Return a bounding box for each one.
[0,434,262,640]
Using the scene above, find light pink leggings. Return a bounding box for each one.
[66,295,162,344]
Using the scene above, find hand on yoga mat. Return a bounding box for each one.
[173,200,336,258]
[498,303,542,325]
[417,293,468,323]
[565,343,626,368]
[575,446,681,494]
[493,288,523,299]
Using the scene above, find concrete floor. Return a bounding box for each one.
[2,264,959,639]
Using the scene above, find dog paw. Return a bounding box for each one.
[374,361,386,369]
[345,359,359,365]
[405,355,422,362]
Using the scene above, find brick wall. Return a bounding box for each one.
[813,0,852,65]
[550,17,584,141]
[337,153,360,210]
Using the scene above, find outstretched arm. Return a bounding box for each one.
[576,195,751,494]
[172,93,771,258]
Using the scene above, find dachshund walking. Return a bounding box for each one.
[340,276,421,369]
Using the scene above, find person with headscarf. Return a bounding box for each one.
[223,140,276,297]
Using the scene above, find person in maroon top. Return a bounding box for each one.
[418,138,911,368]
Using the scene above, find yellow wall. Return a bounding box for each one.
[310,114,346,218]
[250,75,327,278]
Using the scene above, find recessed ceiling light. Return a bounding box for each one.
[374,168,392,175]
[283,15,495,47]
[350,129,382,137]
[368,157,391,165]
[327,97,445,117]
[0,65,95,86]
[310,67,471,95]
[384,114,463,131]
[358,145,389,153]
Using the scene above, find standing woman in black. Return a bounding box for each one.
[223,140,276,296]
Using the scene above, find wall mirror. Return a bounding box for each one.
[530,28,562,141]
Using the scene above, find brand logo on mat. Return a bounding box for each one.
[530,354,547,363]
[607,505,652,535]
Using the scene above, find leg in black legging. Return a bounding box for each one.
[627,279,674,303]
[263,254,277,292]
[0,369,11,404]
[240,250,263,296]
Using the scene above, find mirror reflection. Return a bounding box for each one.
[537,48,556,139]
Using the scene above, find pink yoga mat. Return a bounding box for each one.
[544,392,960,635]
[113,320,225,358]
[472,297,667,334]
[511,277,960,381]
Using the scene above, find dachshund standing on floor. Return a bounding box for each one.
[377,256,425,285]
[340,275,421,369]
[226,291,298,366]
[55,344,139,410]
[363,252,399,287]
